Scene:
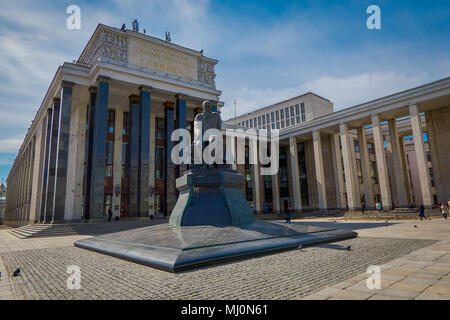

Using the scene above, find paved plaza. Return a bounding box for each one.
[0,217,449,300]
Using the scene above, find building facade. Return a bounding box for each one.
[4,24,450,226]
[4,24,222,226]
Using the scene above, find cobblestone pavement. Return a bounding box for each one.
[0,218,448,300]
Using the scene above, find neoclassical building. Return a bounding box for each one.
[4,24,222,225]
[4,23,450,226]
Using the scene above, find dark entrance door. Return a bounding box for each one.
[283,199,289,213]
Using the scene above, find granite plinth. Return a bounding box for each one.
[74,220,357,272]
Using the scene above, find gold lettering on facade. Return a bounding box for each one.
[129,38,198,80]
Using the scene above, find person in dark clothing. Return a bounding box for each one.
[285,206,291,224]
[361,203,366,214]
[108,207,113,222]
[418,204,425,220]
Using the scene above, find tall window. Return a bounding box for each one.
[122,112,130,135]
[244,146,253,201]
[297,142,309,205]
[107,109,115,134]
[122,142,129,178]
[300,103,306,122]
[290,105,294,117]
[295,104,299,115]
[105,141,114,177]
[258,116,261,126]
[280,110,284,120]
[271,112,274,122]
[155,146,165,179]
[156,118,165,139]
[275,110,279,121]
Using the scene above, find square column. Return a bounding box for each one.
[289,136,302,211]
[88,77,110,220]
[51,81,74,223]
[387,119,408,207]
[43,98,60,223]
[139,86,151,217]
[252,163,262,214]
[357,127,375,209]
[39,110,51,223]
[339,123,361,210]
[409,104,433,207]
[331,133,346,208]
[128,94,140,217]
[271,171,281,214]
[312,131,327,209]
[164,102,176,216]
[112,109,123,219]
[175,94,187,178]
[371,114,392,210]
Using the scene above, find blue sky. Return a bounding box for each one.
[0,0,449,182]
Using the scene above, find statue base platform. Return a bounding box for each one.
[74,168,357,272]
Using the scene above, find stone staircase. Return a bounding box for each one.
[7,219,166,239]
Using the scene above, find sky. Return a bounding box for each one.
[0,0,449,182]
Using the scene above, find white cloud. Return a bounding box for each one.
[0,135,25,153]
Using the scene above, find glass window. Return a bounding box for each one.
[290,106,294,117]
[285,108,289,118]
[271,112,274,122]
[246,120,249,127]
[122,112,129,135]
[155,146,165,179]
[156,118,165,139]
[107,109,115,134]
[276,122,280,129]
[272,123,275,130]
[258,116,261,126]
[122,142,129,177]
[296,116,300,124]
[301,103,305,113]
[295,104,299,115]
[280,110,284,120]
[249,119,253,128]
[281,120,285,128]
[275,110,279,121]
[262,116,265,125]
[286,118,290,127]
[105,141,114,177]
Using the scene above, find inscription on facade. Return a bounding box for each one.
[129,38,198,80]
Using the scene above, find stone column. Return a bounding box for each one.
[339,123,360,210]
[128,94,140,217]
[30,119,45,223]
[252,163,262,214]
[331,133,346,209]
[139,86,151,217]
[409,104,433,207]
[271,171,281,214]
[112,108,123,219]
[164,102,176,216]
[88,77,110,220]
[51,81,74,223]
[371,114,392,210]
[43,98,60,223]
[149,113,156,216]
[387,119,408,207]
[312,131,327,209]
[175,94,187,178]
[38,111,51,223]
[289,136,302,211]
[357,127,375,209]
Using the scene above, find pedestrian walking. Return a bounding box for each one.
[418,204,425,220]
[108,207,113,222]
[441,202,448,219]
[376,201,382,214]
[285,206,291,224]
[361,203,366,214]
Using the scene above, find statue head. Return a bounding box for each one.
[202,100,213,114]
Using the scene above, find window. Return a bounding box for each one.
[272,123,275,130]
[370,161,378,184]
[281,120,285,128]
[275,110,279,121]
[290,106,294,117]
[249,119,253,128]
[244,146,253,201]
[156,118,165,139]
[279,149,289,198]
[286,118,290,127]
[107,109,115,134]
[295,104,299,115]
[297,142,309,206]
[122,142,129,178]
[155,146,165,179]
[296,116,300,124]
[280,110,284,120]
[105,141,114,177]
[258,116,261,126]
[271,112,274,122]
[300,103,305,113]
[254,118,257,127]
[276,122,280,129]
[301,114,306,122]
[122,112,130,135]
[246,120,249,127]
[262,116,265,125]
[285,108,289,118]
